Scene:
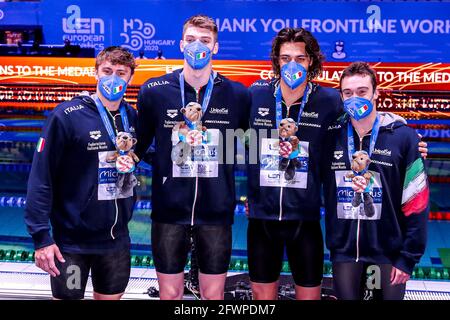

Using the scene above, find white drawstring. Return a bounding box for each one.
[356,210,361,262]
[110,197,118,240]
[278,187,284,221]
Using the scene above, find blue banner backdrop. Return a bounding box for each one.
[2,0,450,62]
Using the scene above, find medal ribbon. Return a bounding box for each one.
[347,113,381,175]
[94,95,130,146]
[275,81,312,128]
[179,71,215,125]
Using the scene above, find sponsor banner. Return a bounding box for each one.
[1,57,450,91]
[36,0,450,63]
[2,1,450,62]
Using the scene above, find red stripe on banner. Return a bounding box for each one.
[429,212,450,221]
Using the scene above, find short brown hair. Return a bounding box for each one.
[271,28,324,81]
[339,62,377,92]
[183,15,218,42]
[95,46,137,75]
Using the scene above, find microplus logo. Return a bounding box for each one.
[99,168,118,184]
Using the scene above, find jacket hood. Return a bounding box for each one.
[378,111,408,132]
[336,111,408,132]
[70,93,133,112]
[71,93,97,111]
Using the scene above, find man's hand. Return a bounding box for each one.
[391,266,410,285]
[418,134,428,159]
[35,244,65,277]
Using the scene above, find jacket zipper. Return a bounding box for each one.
[278,187,284,221]
[191,177,199,226]
[190,88,201,226]
[355,216,360,262]
[356,135,364,261]
[106,108,120,240]
[110,197,118,239]
[354,132,370,262]
[278,99,301,221]
[278,100,290,221]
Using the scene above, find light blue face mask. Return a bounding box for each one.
[343,96,374,121]
[98,74,128,101]
[280,61,308,90]
[183,40,212,70]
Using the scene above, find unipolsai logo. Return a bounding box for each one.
[62,5,105,50]
[121,19,156,51]
[209,107,229,115]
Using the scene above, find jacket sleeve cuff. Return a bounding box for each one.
[32,230,55,250]
[394,256,416,275]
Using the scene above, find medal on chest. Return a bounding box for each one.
[276,118,301,181]
[345,114,381,218]
[171,71,214,167]
[93,95,139,194]
[106,131,140,173]
[274,82,312,181]
[171,102,208,166]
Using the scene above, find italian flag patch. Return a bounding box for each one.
[402,158,429,216]
[196,52,207,59]
[357,104,369,116]
[36,137,45,153]
[113,85,123,94]
[292,71,303,81]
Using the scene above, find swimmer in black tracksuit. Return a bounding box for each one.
[135,15,250,300]
[247,28,343,300]
[25,47,138,300]
[322,62,429,300]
